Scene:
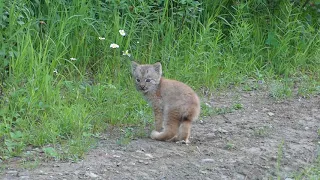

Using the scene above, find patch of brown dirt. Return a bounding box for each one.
[2,92,320,180]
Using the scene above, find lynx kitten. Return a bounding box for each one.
[131,61,200,143]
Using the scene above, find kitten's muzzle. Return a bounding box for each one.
[139,85,148,91]
[140,85,146,90]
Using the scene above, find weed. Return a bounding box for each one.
[43,147,59,160]
[232,103,243,110]
[225,142,235,150]
[293,137,320,179]
[200,102,215,117]
[276,140,285,180]
[297,76,320,98]
[269,80,293,100]
[20,159,40,169]
[253,126,271,137]
[201,102,243,117]
[117,126,148,145]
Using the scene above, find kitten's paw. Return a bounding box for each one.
[175,139,190,145]
[150,130,160,139]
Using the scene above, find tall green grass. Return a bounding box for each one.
[0,0,319,159]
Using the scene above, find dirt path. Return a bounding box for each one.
[2,91,320,180]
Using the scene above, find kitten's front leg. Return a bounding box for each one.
[153,105,163,132]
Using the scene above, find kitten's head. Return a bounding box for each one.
[131,61,162,93]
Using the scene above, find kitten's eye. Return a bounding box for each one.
[136,79,140,82]
[145,79,151,82]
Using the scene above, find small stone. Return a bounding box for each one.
[267,112,275,116]
[39,170,48,175]
[218,127,228,133]
[206,133,216,138]
[201,158,215,163]
[17,172,29,177]
[199,170,208,174]
[270,156,277,161]
[262,107,269,112]
[85,172,99,178]
[145,153,153,159]
[7,171,18,175]
[19,176,29,179]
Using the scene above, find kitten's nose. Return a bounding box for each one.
[140,85,146,90]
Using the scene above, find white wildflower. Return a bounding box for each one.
[107,84,116,89]
[110,43,119,48]
[53,69,58,74]
[205,102,211,108]
[119,30,126,36]
[122,50,131,57]
[70,57,77,61]
[98,37,106,40]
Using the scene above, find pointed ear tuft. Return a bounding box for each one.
[131,61,139,72]
[154,62,162,75]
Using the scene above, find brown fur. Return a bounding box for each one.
[131,61,200,143]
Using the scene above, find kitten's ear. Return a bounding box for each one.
[131,61,139,72]
[154,62,162,75]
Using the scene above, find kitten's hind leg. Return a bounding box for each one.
[150,109,179,141]
[176,120,192,144]
[176,105,199,144]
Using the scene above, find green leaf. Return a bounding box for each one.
[17,21,25,25]
[265,31,279,47]
[10,131,23,140]
[43,147,59,158]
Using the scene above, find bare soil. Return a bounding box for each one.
[2,91,320,180]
